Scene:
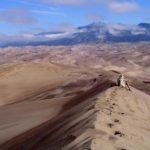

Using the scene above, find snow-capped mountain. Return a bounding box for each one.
[0,22,150,47]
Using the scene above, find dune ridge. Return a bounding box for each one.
[1,83,150,150]
[0,57,149,150]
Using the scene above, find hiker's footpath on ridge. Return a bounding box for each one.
[62,87,150,150]
[1,86,150,150]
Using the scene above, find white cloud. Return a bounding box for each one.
[39,0,140,13]
[87,13,104,21]
[32,10,66,16]
[52,22,76,32]
[108,1,140,13]
[0,8,37,25]
[106,23,146,36]
[41,0,86,5]
[40,0,105,6]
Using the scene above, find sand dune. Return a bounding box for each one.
[0,81,150,150]
[0,45,149,150]
[0,62,95,106]
[0,44,149,94]
[92,87,150,150]
[0,97,71,145]
[0,62,98,147]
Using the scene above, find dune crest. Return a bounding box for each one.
[1,85,150,150]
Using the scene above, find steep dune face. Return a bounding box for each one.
[0,62,100,147]
[0,79,111,150]
[0,62,93,106]
[48,87,150,150]
[1,85,150,150]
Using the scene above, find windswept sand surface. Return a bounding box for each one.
[0,62,99,147]
[92,87,150,150]
[1,85,150,150]
[0,43,149,149]
[0,62,96,105]
[0,97,71,144]
[0,43,149,94]
[0,62,67,105]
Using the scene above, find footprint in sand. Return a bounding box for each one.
[109,135,117,141]
[108,119,119,127]
[117,148,127,150]
[110,106,114,109]
[112,103,116,106]
[114,119,120,123]
[106,99,110,102]
[114,131,125,137]
[107,123,114,128]
[118,112,125,115]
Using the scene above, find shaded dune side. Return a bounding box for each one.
[0,79,113,150]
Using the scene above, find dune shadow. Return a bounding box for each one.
[0,79,113,150]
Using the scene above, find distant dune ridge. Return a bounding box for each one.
[0,42,149,149]
[0,43,149,93]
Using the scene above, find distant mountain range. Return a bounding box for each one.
[0,22,150,47]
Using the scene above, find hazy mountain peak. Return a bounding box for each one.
[138,23,150,29]
[0,22,150,47]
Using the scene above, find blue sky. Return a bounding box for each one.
[0,0,149,35]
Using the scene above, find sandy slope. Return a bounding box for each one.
[0,62,95,106]
[0,62,71,105]
[0,61,149,150]
[1,44,149,94]
[1,83,150,150]
[0,62,98,148]
[0,43,149,150]
[92,87,150,150]
[60,87,150,150]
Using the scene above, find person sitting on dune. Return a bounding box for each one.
[117,74,131,91]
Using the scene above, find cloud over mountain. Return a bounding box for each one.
[0,22,150,47]
[0,8,37,25]
[39,0,141,14]
[108,1,140,13]
[87,13,105,22]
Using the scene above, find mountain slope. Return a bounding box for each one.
[1,22,150,47]
[1,84,150,150]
